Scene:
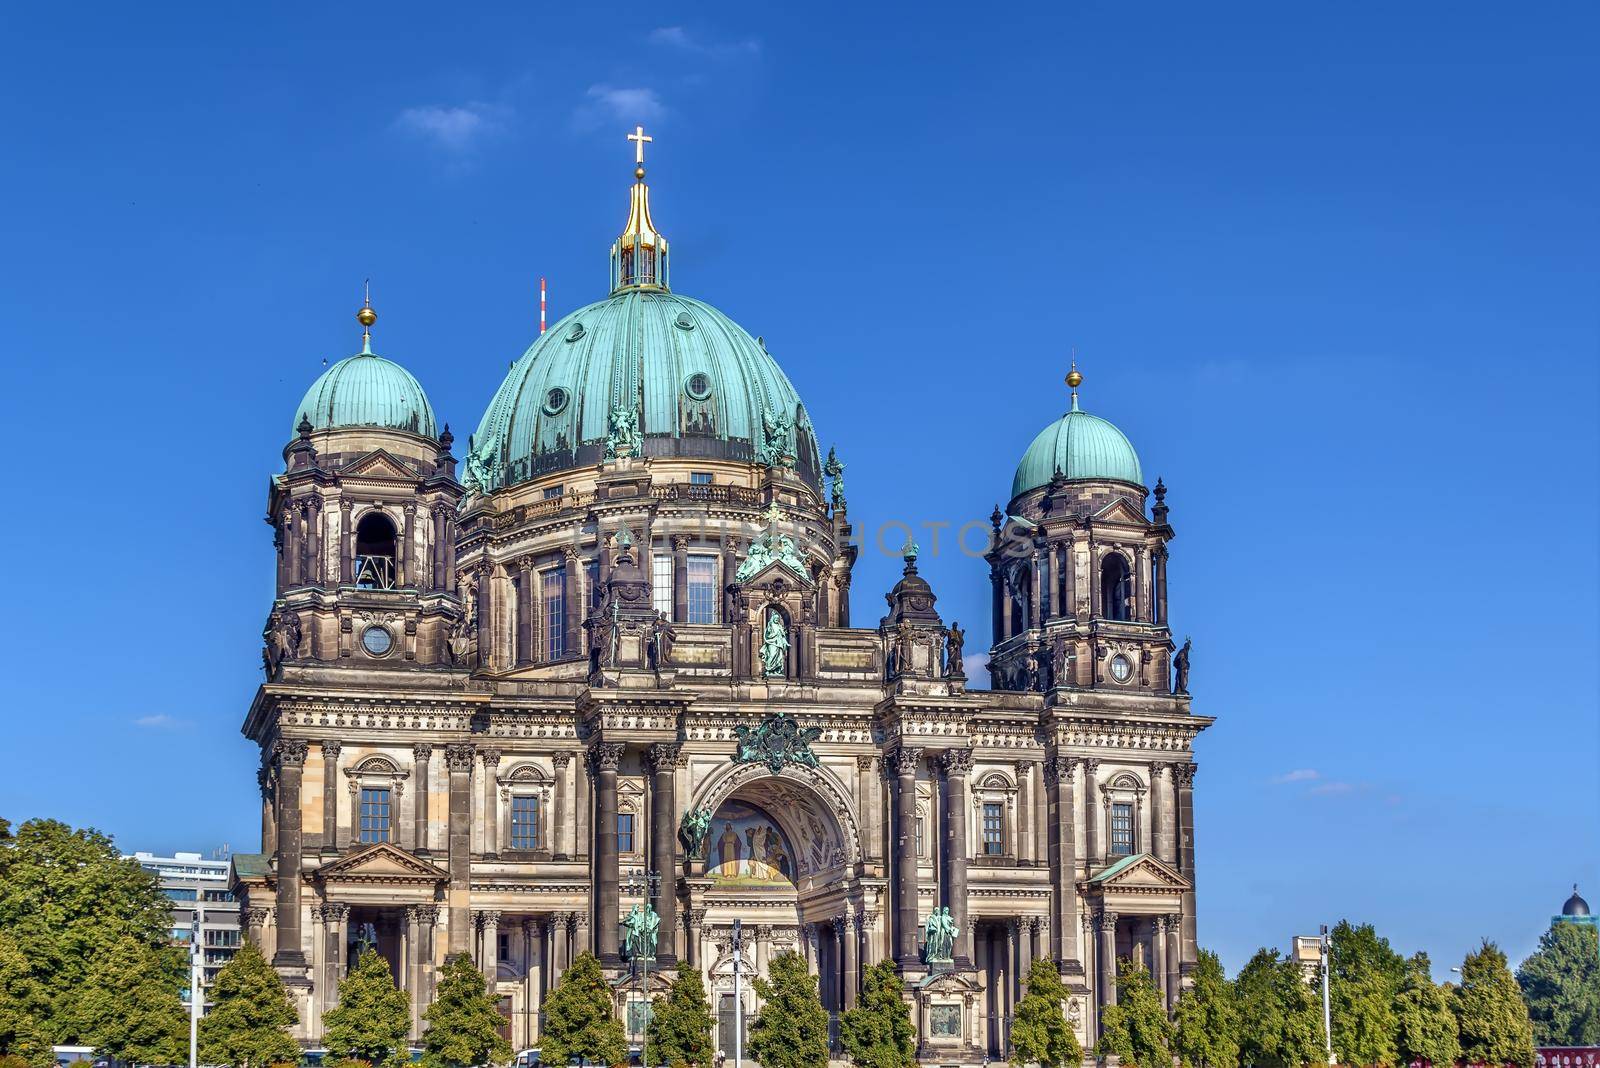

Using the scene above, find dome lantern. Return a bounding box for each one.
[609,125,670,293]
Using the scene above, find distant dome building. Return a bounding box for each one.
[234,130,1214,1066]
[1556,885,1596,927]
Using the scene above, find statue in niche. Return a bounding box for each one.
[759,610,789,678]
[606,599,622,667]
[757,406,793,467]
[446,611,475,668]
[945,622,965,678]
[647,610,676,669]
[281,611,302,660]
[678,806,713,858]
[1173,636,1192,694]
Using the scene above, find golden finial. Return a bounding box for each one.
[1066,352,1082,409]
[357,280,376,353]
[627,124,653,176]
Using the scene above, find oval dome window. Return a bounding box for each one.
[542,387,569,416]
[565,322,586,342]
[674,311,695,330]
[684,372,712,401]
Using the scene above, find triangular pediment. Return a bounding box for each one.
[735,556,813,588]
[315,842,448,884]
[1092,496,1147,525]
[340,449,418,481]
[917,969,982,994]
[1086,852,1189,893]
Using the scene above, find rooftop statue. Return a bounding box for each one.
[922,907,957,965]
[823,446,846,510]
[760,610,790,678]
[678,806,713,858]
[757,405,794,468]
[605,403,643,460]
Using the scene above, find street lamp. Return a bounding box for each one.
[622,868,662,1050]
[1320,924,1333,1066]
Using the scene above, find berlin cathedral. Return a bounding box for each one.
[232,128,1213,1065]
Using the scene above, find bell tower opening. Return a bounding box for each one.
[354,512,398,590]
[1100,553,1131,621]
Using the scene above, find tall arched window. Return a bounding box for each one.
[1101,553,1131,622]
[354,513,397,590]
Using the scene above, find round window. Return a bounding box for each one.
[674,311,695,330]
[684,372,712,400]
[361,626,393,658]
[1109,654,1133,683]
[565,321,586,342]
[542,387,569,415]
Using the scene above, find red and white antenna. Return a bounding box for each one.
[539,276,547,334]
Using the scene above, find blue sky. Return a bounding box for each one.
[0,2,1594,976]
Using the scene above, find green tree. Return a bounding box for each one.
[322,946,413,1068]
[198,940,301,1068]
[0,932,54,1068]
[421,953,511,1068]
[1393,953,1459,1068]
[1517,922,1600,1046]
[541,952,626,1068]
[1453,941,1536,1068]
[1235,949,1324,1068]
[0,818,177,1046]
[747,951,830,1068]
[1009,959,1082,1068]
[1099,961,1175,1068]
[1328,921,1403,1068]
[839,960,916,1068]
[69,935,188,1066]
[1173,950,1240,1068]
[644,961,717,1068]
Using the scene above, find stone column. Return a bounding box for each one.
[523,918,541,1047]
[1152,915,1169,1008]
[283,507,301,587]
[843,914,860,1010]
[445,744,475,956]
[339,499,354,584]
[856,756,881,865]
[431,506,447,591]
[863,911,882,967]
[481,749,501,857]
[1153,762,1177,864]
[836,570,852,628]
[562,548,582,659]
[258,767,277,856]
[402,503,416,587]
[1030,545,1045,628]
[478,911,501,983]
[407,905,425,1037]
[939,748,974,966]
[671,535,689,623]
[552,753,571,859]
[889,746,922,966]
[686,909,705,967]
[1176,764,1198,967]
[515,560,534,665]
[474,562,494,670]
[648,743,680,967]
[1154,548,1169,627]
[1017,918,1032,998]
[1082,912,1098,1039]
[319,741,341,853]
[721,534,739,622]
[1165,913,1182,1010]
[546,913,570,985]
[272,739,309,971]
[1044,756,1081,968]
[412,744,432,853]
[803,924,820,977]
[1004,918,1019,1030]
[418,904,439,1004]
[591,743,625,964]
[1082,760,1101,867]
[1047,543,1061,619]
[1098,911,1118,1009]
[321,903,346,1021]
[1015,759,1035,864]
[1135,545,1149,621]
[443,513,457,592]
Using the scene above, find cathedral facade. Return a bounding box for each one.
[232,134,1212,1064]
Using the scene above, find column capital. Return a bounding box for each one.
[319,740,342,759]
[480,748,503,770]
[412,742,433,760]
[323,901,350,922]
[887,746,922,777]
[1043,755,1078,782]
[552,751,573,769]
[274,738,309,768]
[937,747,974,777]
[671,534,690,552]
[590,742,625,772]
[1097,909,1118,931]
[687,908,707,929]
[855,754,878,772]
[413,904,440,924]
[1175,762,1198,787]
[1153,914,1169,933]
[647,742,681,773]
[475,910,502,928]
[445,744,476,772]
[245,906,271,928]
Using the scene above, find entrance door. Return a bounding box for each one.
[717,993,743,1057]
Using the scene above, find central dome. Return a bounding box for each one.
[470,289,819,491]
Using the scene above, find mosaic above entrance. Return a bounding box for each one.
[706,800,796,887]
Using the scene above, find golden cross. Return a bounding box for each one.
[627,125,653,165]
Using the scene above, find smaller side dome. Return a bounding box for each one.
[1012,405,1143,500]
[1563,885,1591,917]
[294,351,438,439]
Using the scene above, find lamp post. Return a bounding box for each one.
[189,905,204,1068]
[622,869,662,1051]
[732,918,743,1068]
[1321,924,1333,1066]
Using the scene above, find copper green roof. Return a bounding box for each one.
[1011,397,1143,500]
[1088,852,1148,883]
[293,348,438,439]
[230,853,270,880]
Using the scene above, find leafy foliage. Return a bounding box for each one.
[1328,921,1403,1068]
[645,961,717,1068]
[198,940,302,1068]
[421,953,511,1068]
[1010,959,1082,1068]
[0,818,180,1052]
[0,932,54,1068]
[1173,950,1240,1068]
[1393,953,1459,1068]
[322,946,413,1068]
[541,952,626,1068]
[1517,922,1600,1046]
[840,960,916,1068]
[1235,948,1324,1068]
[1453,941,1536,1068]
[747,951,830,1068]
[1099,961,1175,1068]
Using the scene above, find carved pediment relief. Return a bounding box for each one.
[315,841,448,884]
[340,449,417,481]
[1092,497,1147,526]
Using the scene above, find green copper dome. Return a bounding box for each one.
[293,348,438,439]
[469,288,819,491]
[1011,398,1143,500]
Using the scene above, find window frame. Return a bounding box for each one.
[982,802,1005,856]
[542,565,567,660]
[651,554,673,618]
[510,793,541,851]
[686,553,719,624]
[359,785,393,844]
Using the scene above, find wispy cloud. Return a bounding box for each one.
[1271,768,1321,785]
[649,26,761,58]
[134,714,186,730]
[393,102,509,153]
[573,85,667,132]
[1308,780,1356,796]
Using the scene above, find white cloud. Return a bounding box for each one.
[583,85,666,124]
[964,652,990,683]
[1309,781,1358,796]
[649,26,760,58]
[134,714,185,729]
[1271,768,1320,784]
[393,102,508,152]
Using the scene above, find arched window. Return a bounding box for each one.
[1101,553,1131,622]
[354,513,397,590]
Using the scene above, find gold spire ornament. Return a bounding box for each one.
[358,281,376,353]
[1066,354,1082,408]
[611,126,670,291]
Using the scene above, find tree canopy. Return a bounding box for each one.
[540,952,626,1068]
[747,951,830,1068]
[1010,959,1083,1068]
[198,940,302,1068]
[421,953,511,1068]
[1328,921,1402,1068]
[1099,961,1175,1068]
[1454,940,1536,1068]
[1235,948,1324,1068]
[840,960,916,1068]
[1517,922,1600,1046]
[645,961,717,1068]
[322,946,413,1068]
[1173,950,1240,1068]
[1393,952,1460,1068]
